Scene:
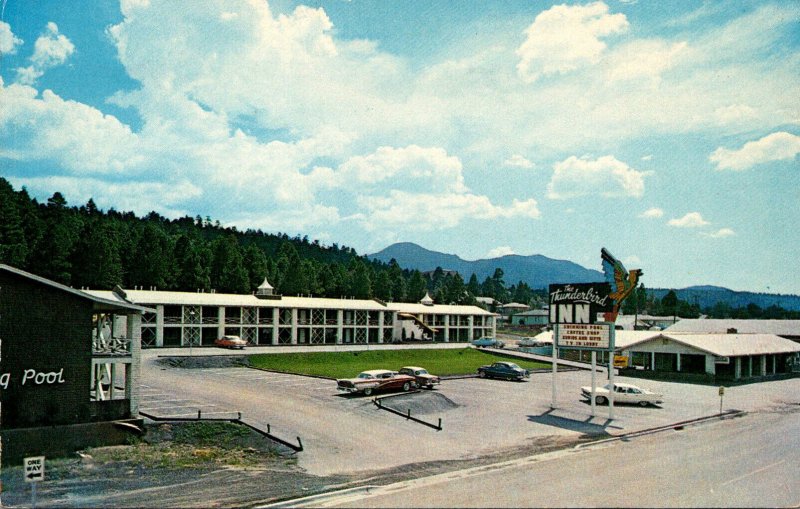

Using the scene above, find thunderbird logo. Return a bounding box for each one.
[601,248,643,323]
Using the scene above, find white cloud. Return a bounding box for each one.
[714,104,757,125]
[668,212,709,228]
[11,176,201,218]
[0,21,23,55]
[0,84,141,173]
[107,0,411,138]
[229,204,343,233]
[503,154,535,169]
[710,132,800,171]
[639,207,663,218]
[356,191,540,231]
[603,39,687,83]
[547,155,646,199]
[641,155,652,161]
[15,22,75,85]
[337,145,466,192]
[487,246,515,258]
[703,228,735,238]
[623,255,641,266]
[516,1,628,83]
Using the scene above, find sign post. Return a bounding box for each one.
[718,386,725,414]
[24,455,45,508]
[549,282,613,413]
[549,248,642,422]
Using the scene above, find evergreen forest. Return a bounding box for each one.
[1,178,797,319]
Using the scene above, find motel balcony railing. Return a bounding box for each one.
[92,337,132,357]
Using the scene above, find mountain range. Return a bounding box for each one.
[368,242,604,288]
[368,242,800,311]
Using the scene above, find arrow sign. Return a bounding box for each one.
[24,456,45,483]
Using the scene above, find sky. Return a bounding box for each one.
[0,0,798,294]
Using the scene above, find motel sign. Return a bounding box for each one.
[548,283,612,324]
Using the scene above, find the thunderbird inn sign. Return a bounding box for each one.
[549,248,643,351]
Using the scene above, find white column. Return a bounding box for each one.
[761,355,767,377]
[217,306,226,338]
[378,311,384,343]
[676,353,682,372]
[291,308,298,344]
[127,314,141,415]
[468,315,474,341]
[272,308,279,345]
[735,357,741,379]
[444,315,450,343]
[156,304,164,347]
[705,355,716,375]
[336,310,344,344]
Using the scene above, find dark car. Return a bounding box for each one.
[477,362,530,381]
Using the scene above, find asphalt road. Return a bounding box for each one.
[317,408,800,508]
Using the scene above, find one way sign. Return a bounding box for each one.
[24,456,45,483]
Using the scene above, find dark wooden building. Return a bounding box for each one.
[0,264,150,464]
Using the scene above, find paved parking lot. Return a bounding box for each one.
[139,350,800,477]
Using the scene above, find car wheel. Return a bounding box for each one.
[639,400,649,407]
[595,395,607,405]
[479,371,486,378]
[402,382,411,392]
[363,387,373,396]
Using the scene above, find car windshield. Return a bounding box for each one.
[357,373,374,379]
[507,363,521,370]
[416,369,428,375]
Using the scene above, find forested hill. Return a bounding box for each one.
[0,178,514,305]
[648,287,800,313]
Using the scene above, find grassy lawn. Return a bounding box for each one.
[248,348,550,379]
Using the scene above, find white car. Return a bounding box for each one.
[580,382,663,407]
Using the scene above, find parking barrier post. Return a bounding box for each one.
[197,410,201,419]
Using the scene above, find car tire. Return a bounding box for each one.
[595,395,607,405]
[402,382,411,392]
[479,371,486,378]
[639,400,649,407]
[363,387,373,396]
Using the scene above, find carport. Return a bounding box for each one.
[618,333,800,380]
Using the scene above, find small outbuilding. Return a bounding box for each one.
[0,264,151,464]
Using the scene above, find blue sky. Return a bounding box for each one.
[1,0,798,293]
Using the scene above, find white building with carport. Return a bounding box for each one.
[535,329,800,380]
[618,332,800,379]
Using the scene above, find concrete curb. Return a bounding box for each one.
[576,409,746,448]
[258,485,380,508]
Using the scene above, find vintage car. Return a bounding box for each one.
[214,335,247,349]
[580,382,663,407]
[477,361,530,381]
[336,369,417,396]
[472,337,505,348]
[398,366,441,389]
[518,337,549,347]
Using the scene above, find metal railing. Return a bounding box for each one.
[92,337,132,356]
